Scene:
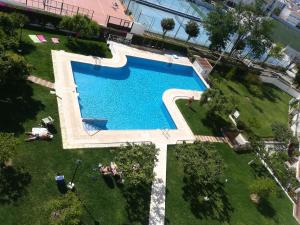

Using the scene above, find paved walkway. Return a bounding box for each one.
[149,143,167,225]
[27,75,55,89]
[195,135,228,143]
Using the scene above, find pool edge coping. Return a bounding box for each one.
[52,42,208,149]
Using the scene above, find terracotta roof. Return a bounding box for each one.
[195,57,213,70]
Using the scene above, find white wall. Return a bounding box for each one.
[193,61,208,80]
[130,22,145,35]
[260,75,300,98]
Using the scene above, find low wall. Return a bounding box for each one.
[260,75,300,98]
[272,15,300,34]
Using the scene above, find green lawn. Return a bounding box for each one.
[20,28,112,82]
[176,78,290,137]
[0,83,150,225]
[165,143,298,225]
[271,19,300,52]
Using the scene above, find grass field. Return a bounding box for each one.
[271,19,300,52]
[176,76,290,137]
[0,84,138,225]
[20,28,112,82]
[165,143,298,225]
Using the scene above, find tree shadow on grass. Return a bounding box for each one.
[0,165,31,204]
[19,40,37,55]
[121,184,152,225]
[201,114,230,136]
[182,178,233,222]
[261,85,279,102]
[256,198,276,218]
[102,175,115,189]
[0,81,44,134]
[250,162,269,178]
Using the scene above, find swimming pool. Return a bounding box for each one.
[71,56,207,130]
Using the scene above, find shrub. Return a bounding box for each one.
[249,177,276,202]
[248,84,263,97]
[59,15,99,38]
[66,38,112,58]
[236,120,248,131]
[271,122,293,144]
[225,67,238,79]
[131,35,187,55]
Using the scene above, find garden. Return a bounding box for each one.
[176,63,291,138]
[165,143,298,225]
[0,4,299,225]
[0,12,156,225]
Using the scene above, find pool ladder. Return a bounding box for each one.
[161,128,170,139]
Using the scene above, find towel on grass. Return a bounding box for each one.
[51,37,60,44]
[37,34,47,42]
[29,35,41,43]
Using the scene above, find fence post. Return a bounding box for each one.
[60,3,64,15]
[91,11,94,20]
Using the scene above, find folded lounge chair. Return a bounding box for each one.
[51,37,60,44]
[29,35,41,43]
[37,34,47,42]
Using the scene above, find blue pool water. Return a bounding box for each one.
[71,56,207,130]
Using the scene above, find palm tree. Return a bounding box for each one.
[184,21,200,43]
[160,18,175,39]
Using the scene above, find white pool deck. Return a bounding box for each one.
[52,41,209,225]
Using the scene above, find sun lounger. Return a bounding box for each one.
[51,37,60,44]
[37,34,47,42]
[29,35,41,43]
[41,116,54,127]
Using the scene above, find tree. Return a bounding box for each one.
[245,19,273,60]
[204,5,236,51]
[176,142,224,186]
[47,192,83,225]
[0,12,28,36]
[200,89,234,116]
[229,3,272,56]
[294,68,300,87]
[184,21,200,43]
[59,15,99,38]
[0,133,16,165]
[115,143,158,187]
[263,42,284,63]
[115,144,158,224]
[160,18,175,38]
[249,177,276,203]
[271,122,294,144]
[0,52,31,88]
[175,142,229,220]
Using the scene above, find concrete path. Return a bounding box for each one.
[195,135,228,143]
[27,75,55,89]
[149,143,168,225]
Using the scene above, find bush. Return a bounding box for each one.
[66,38,112,58]
[225,67,238,80]
[273,8,282,16]
[249,177,276,202]
[244,73,262,86]
[248,84,263,97]
[236,120,248,131]
[131,35,187,55]
[271,122,293,144]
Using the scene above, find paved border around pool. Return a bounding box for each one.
[52,41,209,149]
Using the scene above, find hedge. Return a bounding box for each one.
[131,35,188,55]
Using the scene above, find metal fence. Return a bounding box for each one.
[14,0,94,19]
